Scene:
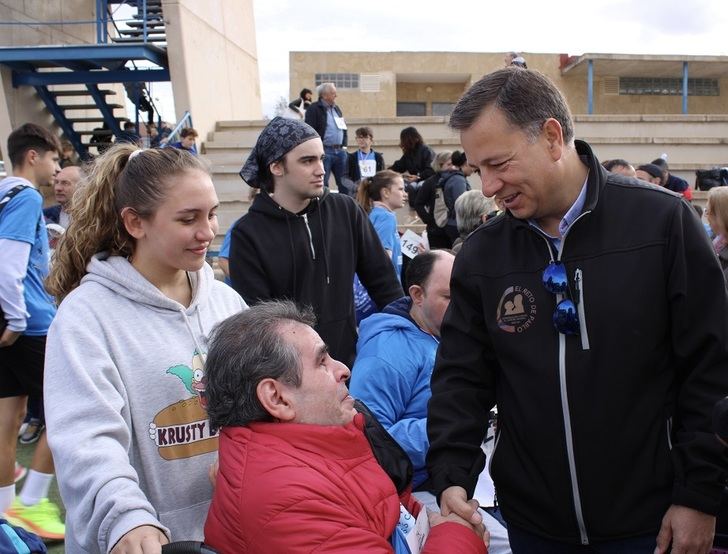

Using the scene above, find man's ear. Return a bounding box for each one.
[542,118,564,161]
[24,148,40,167]
[256,378,296,422]
[270,160,284,177]
[409,284,425,306]
[120,207,146,240]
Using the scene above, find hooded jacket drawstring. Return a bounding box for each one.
[180,306,207,365]
[315,198,331,285]
[285,215,297,288]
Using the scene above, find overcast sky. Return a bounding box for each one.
[135,0,728,122]
[252,0,728,117]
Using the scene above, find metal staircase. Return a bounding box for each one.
[0,0,169,160]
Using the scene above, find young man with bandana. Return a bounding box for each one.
[229,117,403,366]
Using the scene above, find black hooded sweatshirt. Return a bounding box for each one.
[229,190,404,366]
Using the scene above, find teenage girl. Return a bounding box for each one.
[44,145,247,553]
[357,169,407,279]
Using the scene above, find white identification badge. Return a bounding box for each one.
[334,115,347,130]
[405,507,431,554]
[400,229,423,259]
[359,159,376,178]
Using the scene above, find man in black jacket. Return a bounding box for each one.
[305,83,348,192]
[426,68,728,553]
[231,117,403,366]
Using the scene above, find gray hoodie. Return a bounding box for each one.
[45,254,247,553]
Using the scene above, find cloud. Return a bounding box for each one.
[252,0,728,116]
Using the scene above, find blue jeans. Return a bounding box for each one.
[508,525,656,554]
[323,146,347,191]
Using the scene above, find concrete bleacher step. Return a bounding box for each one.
[204,114,728,233]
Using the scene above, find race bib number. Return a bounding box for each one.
[359,159,376,178]
[400,229,423,259]
[334,115,347,130]
[405,507,431,554]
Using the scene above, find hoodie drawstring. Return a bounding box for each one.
[315,199,331,285]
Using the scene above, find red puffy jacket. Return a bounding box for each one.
[204,413,485,553]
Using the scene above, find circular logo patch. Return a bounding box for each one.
[496,286,537,333]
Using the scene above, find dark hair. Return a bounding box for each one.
[449,68,574,144]
[405,250,452,292]
[47,144,210,300]
[651,158,668,171]
[355,126,373,139]
[399,126,424,153]
[603,159,632,171]
[637,164,663,180]
[451,150,467,168]
[123,121,135,131]
[7,123,61,167]
[180,127,198,138]
[204,301,316,429]
[300,88,312,98]
[356,169,401,212]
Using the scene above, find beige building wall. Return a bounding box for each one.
[163,0,261,142]
[291,51,728,120]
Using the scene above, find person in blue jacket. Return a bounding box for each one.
[350,250,454,488]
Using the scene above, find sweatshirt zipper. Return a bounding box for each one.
[301,214,316,260]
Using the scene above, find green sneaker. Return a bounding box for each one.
[4,498,65,540]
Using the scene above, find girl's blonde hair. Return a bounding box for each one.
[47,144,209,301]
[356,169,402,213]
[708,187,728,238]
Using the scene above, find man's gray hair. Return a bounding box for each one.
[455,190,494,235]
[317,82,335,97]
[449,68,574,144]
[204,300,316,429]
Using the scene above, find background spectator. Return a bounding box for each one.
[452,190,494,253]
[706,186,728,282]
[170,127,198,155]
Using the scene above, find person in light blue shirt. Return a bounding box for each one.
[0,123,65,539]
[356,170,406,278]
[305,83,348,192]
[353,170,406,323]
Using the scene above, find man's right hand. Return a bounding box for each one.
[110,525,169,554]
[0,329,21,348]
[440,486,483,526]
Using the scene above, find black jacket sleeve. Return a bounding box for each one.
[417,146,436,181]
[414,174,437,226]
[229,219,274,305]
[304,101,326,139]
[426,243,498,499]
[346,152,360,182]
[352,203,404,309]
[375,152,385,172]
[665,199,728,514]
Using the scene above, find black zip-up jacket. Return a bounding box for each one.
[305,99,347,147]
[426,140,728,544]
[229,190,403,366]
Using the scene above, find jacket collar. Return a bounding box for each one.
[240,413,372,459]
[506,139,605,231]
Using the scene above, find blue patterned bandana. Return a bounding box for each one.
[239,117,320,188]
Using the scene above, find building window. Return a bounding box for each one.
[619,77,719,96]
[315,73,359,89]
[432,102,455,117]
[397,102,426,116]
